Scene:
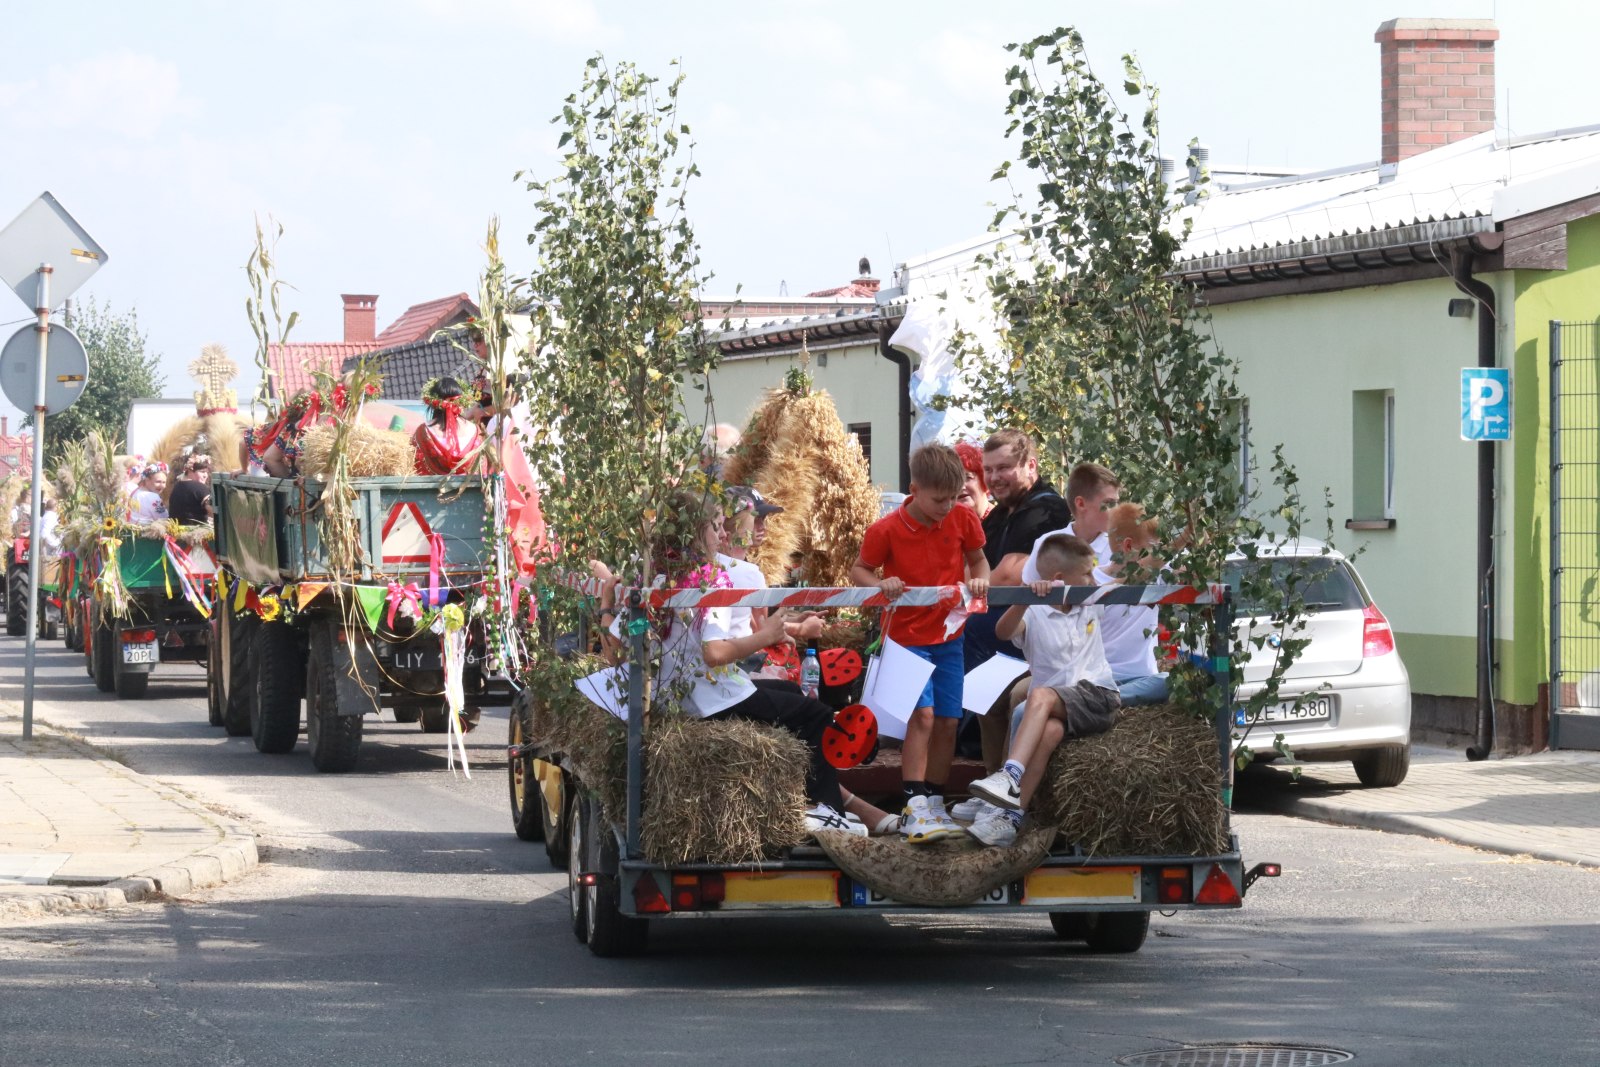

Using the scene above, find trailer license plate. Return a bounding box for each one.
[720,871,839,909]
[122,643,157,665]
[852,882,1012,907]
[1021,867,1140,906]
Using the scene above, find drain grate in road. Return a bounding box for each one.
[1116,1045,1354,1067]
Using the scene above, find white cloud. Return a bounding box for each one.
[411,0,608,40]
[0,51,192,139]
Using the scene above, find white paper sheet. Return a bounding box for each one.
[861,637,935,741]
[575,665,631,720]
[961,653,1030,715]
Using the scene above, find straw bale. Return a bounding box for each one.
[721,387,790,487]
[640,717,809,866]
[149,416,203,498]
[815,825,1055,907]
[1031,703,1229,857]
[298,423,415,478]
[528,681,628,824]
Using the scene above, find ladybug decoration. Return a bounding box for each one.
[823,703,878,769]
[763,642,801,681]
[818,647,863,687]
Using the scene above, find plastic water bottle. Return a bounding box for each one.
[800,644,822,699]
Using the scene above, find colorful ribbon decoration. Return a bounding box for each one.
[425,531,448,608]
[162,537,212,619]
[385,579,422,630]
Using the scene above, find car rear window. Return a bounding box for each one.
[1223,557,1367,616]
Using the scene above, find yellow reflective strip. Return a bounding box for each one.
[1022,867,1140,905]
[721,871,838,907]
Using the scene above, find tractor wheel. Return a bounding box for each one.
[305,621,363,773]
[251,620,304,754]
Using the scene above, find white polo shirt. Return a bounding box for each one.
[1011,603,1116,693]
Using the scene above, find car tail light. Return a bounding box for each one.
[633,874,670,914]
[1361,603,1395,658]
[121,629,157,644]
[1194,864,1242,906]
[1157,866,1192,905]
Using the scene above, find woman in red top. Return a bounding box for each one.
[412,377,482,475]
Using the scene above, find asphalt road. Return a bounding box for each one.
[2,633,1599,1067]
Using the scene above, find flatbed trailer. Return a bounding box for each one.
[78,535,214,699]
[209,472,495,771]
[512,580,1279,957]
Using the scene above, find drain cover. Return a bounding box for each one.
[1116,1045,1354,1067]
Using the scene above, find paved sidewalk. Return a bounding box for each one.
[0,705,257,921]
[1254,748,1600,868]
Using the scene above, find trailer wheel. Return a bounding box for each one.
[1081,911,1149,954]
[113,640,149,699]
[92,620,116,693]
[223,613,257,737]
[508,694,544,842]
[419,703,450,733]
[305,621,363,773]
[1048,912,1090,941]
[6,565,29,636]
[1352,743,1410,788]
[251,620,304,754]
[582,800,648,958]
[390,706,422,724]
[568,795,588,943]
[206,619,225,726]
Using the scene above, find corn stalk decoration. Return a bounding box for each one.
[245,215,300,417]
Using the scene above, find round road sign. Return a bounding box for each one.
[0,322,89,415]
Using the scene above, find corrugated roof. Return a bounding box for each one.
[374,293,477,346]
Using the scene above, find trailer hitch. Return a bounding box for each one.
[1244,862,1282,891]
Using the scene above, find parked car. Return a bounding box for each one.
[1224,538,1411,787]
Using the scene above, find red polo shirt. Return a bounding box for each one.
[858,500,985,647]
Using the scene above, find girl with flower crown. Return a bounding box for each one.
[412,376,482,475]
[128,463,170,524]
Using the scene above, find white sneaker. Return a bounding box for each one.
[949,796,997,823]
[967,808,1019,848]
[968,769,1024,811]
[805,804,867,837]
[899,795,962,844]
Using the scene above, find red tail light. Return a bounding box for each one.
[1195,864,1242,906]
[1361,604,1395,658]
[121,629,157,644]
[670,873,701,911]
[1157,866,1192,905]
[699,873,725,906]
[632,874,670,914]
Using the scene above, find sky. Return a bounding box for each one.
[1,0,1594,433]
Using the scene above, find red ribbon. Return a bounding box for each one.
[427,532,446,607]
[386,580,421,629]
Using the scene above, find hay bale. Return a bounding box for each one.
[1031,703,1229,857]
[641,717,809,866]
[528,684,628,825]
[298,423,415,478]
[815,825,1054,907]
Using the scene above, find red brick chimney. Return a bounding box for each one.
[341,294,378,344]
[1376,18,1498,165]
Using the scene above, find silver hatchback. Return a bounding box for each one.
[1224,539,1412,787]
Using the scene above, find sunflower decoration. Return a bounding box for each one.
[101,516,118,534]
[257,593,283,622]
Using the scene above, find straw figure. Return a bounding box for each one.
[147,344,250,498]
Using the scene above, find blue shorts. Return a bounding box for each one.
[906,637,965,719]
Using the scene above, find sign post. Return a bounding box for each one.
[0,193,107,740]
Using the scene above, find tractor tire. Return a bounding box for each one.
[6,566,28,636]
[419,704,450,734]
[205,619,225,726]
[1352,743,1411,788]
[1081,911,1150,954]
[390,706,422,724]
[508,694,544,842]
[223,613,257,737]
[251,620,304,755]
[305,621,363,773]
[92,621,116,693]
[544,770,571,870]
[113,649,150,699]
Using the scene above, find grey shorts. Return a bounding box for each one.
[1045,680,1121,739]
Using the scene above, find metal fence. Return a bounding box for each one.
[1549,319,1600,749]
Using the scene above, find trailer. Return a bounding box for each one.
[77,534,214,699]
[510,580,1279,957]
[209,473,494,771]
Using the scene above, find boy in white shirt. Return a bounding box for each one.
[1020,462,1120,584]
[966,533,1119,846]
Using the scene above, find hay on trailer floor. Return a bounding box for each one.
[641,717,809,867]
[1030,703,1229,857]
[298,423,415,478]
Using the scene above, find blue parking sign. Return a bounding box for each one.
[1461,368,1510,441]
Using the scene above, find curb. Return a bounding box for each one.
[1272,795,1600,870]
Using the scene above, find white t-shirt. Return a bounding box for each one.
[715,552,767,641]
[1011,603,1116,693]
[129,489,168,524]
[612,589,756,719]
[1020,521,1109,583]
[1021,522,1158,680]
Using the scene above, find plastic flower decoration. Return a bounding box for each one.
[257,593,282,622]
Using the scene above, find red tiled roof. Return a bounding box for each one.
[804,280,881,299]
[0,434,32,476]
[265,342,383,400]
[374,293,477,346]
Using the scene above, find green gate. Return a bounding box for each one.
[1550,319,1600,750]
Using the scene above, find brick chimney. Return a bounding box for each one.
[1376,18,1498,165]
[341,294,378,344]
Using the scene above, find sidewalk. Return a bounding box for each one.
[1252,747,1600,868]
[0,706,257,921]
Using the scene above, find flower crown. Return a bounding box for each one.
[140,462,169,478]
[421,377,466,415]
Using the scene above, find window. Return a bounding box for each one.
[1350,389,1396,528]
[847,422,872,473]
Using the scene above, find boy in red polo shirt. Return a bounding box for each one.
[851,444,990,843]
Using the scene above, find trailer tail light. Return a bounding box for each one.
[699,873,725,906]
[631,873,670,914]
[665,872,725,911]
[1362,603,1395,658]
[121,629,157,644]
[1157,866,1192,905]
[1194,864,1242,906]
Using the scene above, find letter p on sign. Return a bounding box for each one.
[1461,368,1511,441]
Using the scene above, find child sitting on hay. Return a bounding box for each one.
[851,443,989,845]
[966,533,1119,847]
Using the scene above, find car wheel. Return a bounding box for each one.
[1352,743,1410,788]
